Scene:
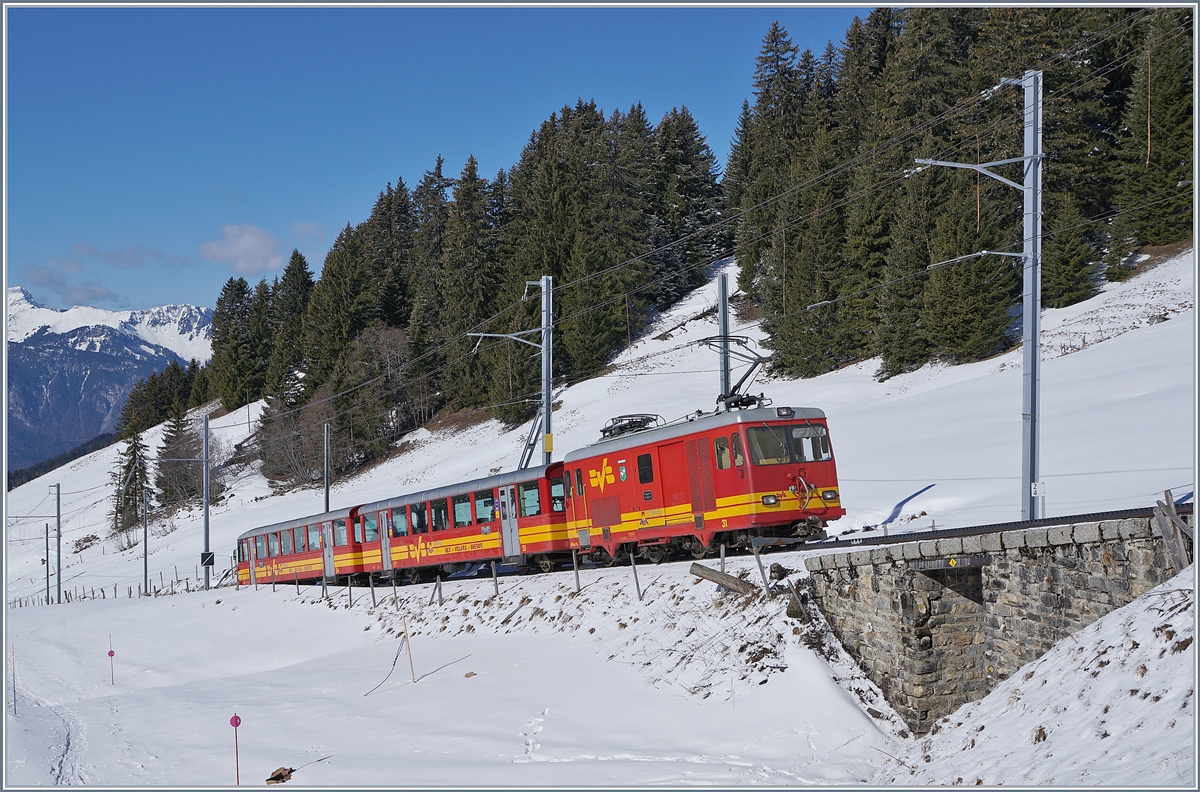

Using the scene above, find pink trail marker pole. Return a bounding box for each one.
[108,635,115,685]
[230,713,241,785]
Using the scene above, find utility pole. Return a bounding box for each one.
[916,69,1043,520]
[324,422,331,513]
[468,275,554,469]
[53,484,61,604]
[45,524,50,604]
[143,487,149,594]
[718,274,731,404]
[203,414,211,591]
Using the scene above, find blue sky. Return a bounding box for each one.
[7,6,865,311]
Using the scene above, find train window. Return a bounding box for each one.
[308,525,321,550]
[790,425,832,462]
[281,529,293,556]
[637,454,654,484]
[452,494,473,528]
[746,427,791,465]
[430,499,450,531]
[364,513,379,542]
[714,437,732,470]
[352,518,362,543]
[268,532,280,557]
[255,535,267,560]
[575,468,584,496]
[334,520,348,546]
[550,478,566,512]
[389,509,407,538]
[474,490,495,523]
[294,527,307,553]
[410,504,428,535]
[731,433,745,467]
[518,482,541,517]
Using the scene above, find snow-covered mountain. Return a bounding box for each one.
[5,287,213,470]
[6,287,212,362]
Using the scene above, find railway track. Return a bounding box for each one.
[766,502,1195,553]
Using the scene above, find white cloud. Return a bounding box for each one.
[200,224,284,277]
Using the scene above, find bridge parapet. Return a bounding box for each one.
[803,516,1187,733]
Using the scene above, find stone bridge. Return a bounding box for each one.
[802,510,1194,734]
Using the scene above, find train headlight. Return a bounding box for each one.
[761,495,779,505]
[776,406,794,418]
[821,490,838,501]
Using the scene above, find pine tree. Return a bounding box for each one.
[1042,191,1100,308]
[265,250,315,400]
[156,407,202,507]
[1108,8,1193,273]
[303,226,377,386]
[110,432,150,538]
[210,277,253,410]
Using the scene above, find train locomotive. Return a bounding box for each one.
[235,404,843,586]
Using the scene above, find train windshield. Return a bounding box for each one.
[745,424,832,465]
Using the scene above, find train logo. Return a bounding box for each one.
[589,458,615,492]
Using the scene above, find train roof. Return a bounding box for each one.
[357,463,560,515]
[238,463,562,542]
[562,405,827,462]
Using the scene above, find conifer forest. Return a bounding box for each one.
[112,8,1192,513]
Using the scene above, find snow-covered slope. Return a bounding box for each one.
[6,286,212,363]
[4,250,1195,786]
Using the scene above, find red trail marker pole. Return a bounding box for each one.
[230,713,241,785]
[108,635,115,685]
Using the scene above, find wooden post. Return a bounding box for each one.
[392,576,398,606]
[272,566,276,593]
[630,550,642,601]
[1153,505,1190,574]
[689,562,758,596]
[160,571,165,590]
[571,550,580,593]
[402,615,416,683]
[347,580,352,607]
[370,575,377,608]
[491,561,499,598]
[294,572,299,594]
[752,545,772,595]
[720,543,726,574]
[321,576,327,599]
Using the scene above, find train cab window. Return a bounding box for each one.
[353,518,363,543]
[268,532,280,557]
[746,427,791,465]
[550,478,566,512]
[518,482,541,517]
[452,494,473,528]
[410,504,428,535]
[731,433,745,467]
[364,513,379,542]
[791,424,832,462]
[714,437,732,470]
[255,535,267,560]
[334,520,348,546]
[281,530,293,556]
[474,490,495,523]
[294,527,307,553]
[575,468,584,496]
[389,509,407,538]
[308,525,321,550]
[637,453,654,484]
[430,499,450,532]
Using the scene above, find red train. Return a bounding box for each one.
[235,405,843,586]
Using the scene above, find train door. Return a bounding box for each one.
[379,510,393,574]
[498,485,520,562]
[249,537,257,585]
[658,441,691,524]
[321,521,335,580]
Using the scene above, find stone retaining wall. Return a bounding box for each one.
[803,516,1190,733]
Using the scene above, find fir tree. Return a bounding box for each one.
[110,432,150,538]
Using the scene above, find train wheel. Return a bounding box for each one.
[690,543,709,559]
[404,568,421,586]
[600,550,616,567]
[645,545,667,565]
[536,555,553,574]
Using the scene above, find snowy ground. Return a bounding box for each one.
[4,249,1196,786]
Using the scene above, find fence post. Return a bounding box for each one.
[571,550,580,593]
[294,572,299,595]
[392,576,398,606]
[492,561,499,598]
[752,545,772,594]
[370,575,377,608]
[630,549,643,601]
[347,580,352,608]
[720,543,726,575]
